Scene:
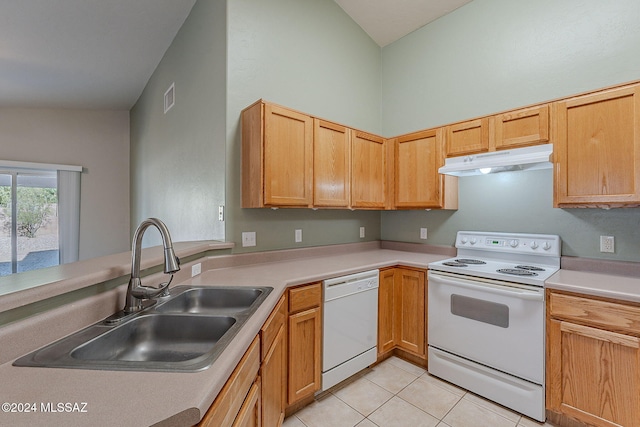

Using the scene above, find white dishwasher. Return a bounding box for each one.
[322,269,379,391]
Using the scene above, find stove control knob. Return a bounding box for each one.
[509,239,519,248]
[469,238,477,245]
[460,237,468,244]
[543,242,552,251]
[530,241,539,250]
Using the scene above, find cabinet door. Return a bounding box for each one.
[547,319,640,427]
[494,104,549,150]
[288,306,321,404]
[233,378,262,427]
[395,129,444,209]
[199,337,261,427]
[446,118,489,157]
[263,103,313,207]
[261,326,285,427]
[394,268,426,357]
[314,119,350,207]
[351,130,387,209]
[553,84,640,207]
[260,296,286,427]
[377,268,396,357]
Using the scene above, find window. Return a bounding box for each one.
[0,161,81,276]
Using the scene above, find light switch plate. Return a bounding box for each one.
[420,228,428,240]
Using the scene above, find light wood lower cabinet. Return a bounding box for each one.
[287,283,322,406]
[260,295,286,427]
[199,337,261,427]
[377,268,396,356]
[547,290,640,427]
[377,267,427,364]
[233,377,262,427]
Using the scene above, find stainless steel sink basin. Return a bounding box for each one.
[155,287,265,314]
[13,285,273,372]
[71,314,235,363]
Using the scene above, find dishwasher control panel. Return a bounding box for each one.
[323,269,379,302]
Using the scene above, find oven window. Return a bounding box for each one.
[451,294,509,328]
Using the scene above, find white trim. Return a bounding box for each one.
[164,82,175,114]
[0,159,82,172]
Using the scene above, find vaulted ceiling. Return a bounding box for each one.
[0,0,471,110]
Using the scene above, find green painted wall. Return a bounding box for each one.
[380,0,640,261]
[225,0,383,253]
[130,0,226,246]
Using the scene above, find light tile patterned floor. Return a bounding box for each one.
[284,356,557,427]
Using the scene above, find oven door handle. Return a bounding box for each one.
[429,273,544,301]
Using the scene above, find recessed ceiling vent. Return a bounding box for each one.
[164,82,175,114]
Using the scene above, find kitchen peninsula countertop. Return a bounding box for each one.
[0,245,447,427]
[3,242,640,426]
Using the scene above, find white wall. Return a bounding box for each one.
[225,0,384,253]
[0,108,130,260]
[381,0,640,135]
[130,0,226,247]
[380,0,640,261]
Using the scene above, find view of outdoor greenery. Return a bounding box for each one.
[0,183,59,276]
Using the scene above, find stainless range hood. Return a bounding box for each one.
[438,143,553,177]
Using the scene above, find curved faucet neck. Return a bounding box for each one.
[130,218,178,279]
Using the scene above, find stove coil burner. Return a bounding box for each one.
[454,259,487,265]
[497,268,538,277]
[443,261,468,267]
[514,265,546,271]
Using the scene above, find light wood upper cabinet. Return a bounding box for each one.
[493,104,549,150]
[547,290,640,427]
[553,84,640,207]
[242,100,313,208]
[445,118,489,157]
[394,128,457,209]
[313,119,350,207]
[351,130,388,209]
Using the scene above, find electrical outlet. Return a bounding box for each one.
[420,228,428,240]
[600,235,614,253]
[191,263,202,277]
[218,205,224,221]
[242,231,256,247]
[295,229,302,243]
[359,227,365,238]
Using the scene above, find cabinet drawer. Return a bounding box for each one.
[289,283,321,313]
[261,295,286,360]
[199,336,261,427]
[549,292,640,336]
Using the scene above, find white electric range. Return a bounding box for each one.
[428,231,561,422]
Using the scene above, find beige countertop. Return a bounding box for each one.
[0,246,446,427]
[546,268,640,303]
[3,242,640,427]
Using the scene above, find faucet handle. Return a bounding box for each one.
[130,277,172,300]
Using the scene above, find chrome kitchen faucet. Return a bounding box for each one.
[122,218,180,314]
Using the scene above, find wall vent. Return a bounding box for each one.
[164,82,175,114]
